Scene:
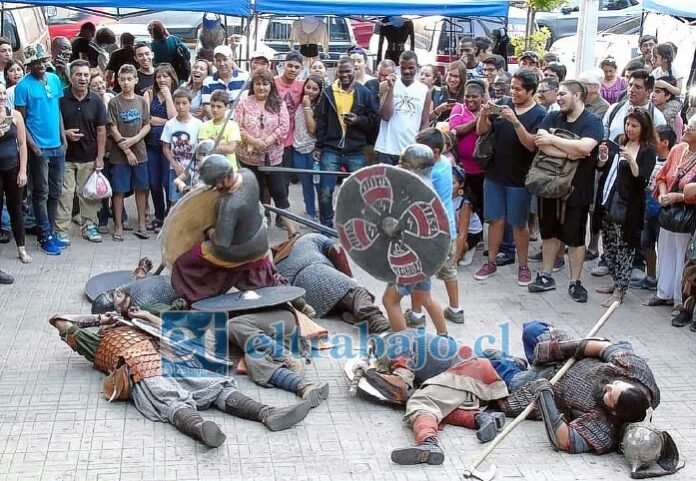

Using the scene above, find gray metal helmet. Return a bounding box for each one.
[199,153,234,187]
[398,143,435,175]
[194,139,215,161]
[621,417,681,478]
[91,290,115,314]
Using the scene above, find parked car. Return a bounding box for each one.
[536,0,642,45]
[250,15,356,66]
[45,7,113,40]
[350,18,373,49]
[549,16,640,72]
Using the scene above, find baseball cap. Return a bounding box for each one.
[250,51,270,62]
[285,50,304,64]
[213,45,233,59]
[519,51,540,63]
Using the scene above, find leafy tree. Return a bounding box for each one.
[524,0,568,47]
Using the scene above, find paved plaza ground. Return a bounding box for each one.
[1,185,695,481]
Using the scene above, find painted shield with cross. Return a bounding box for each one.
[334,165,450,284]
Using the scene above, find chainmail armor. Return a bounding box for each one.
[275,234,358,317]
[121,275,178,310]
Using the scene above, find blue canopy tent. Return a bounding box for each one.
[0,0,251,17]
[642,0,696,20]
[253,0,509,17]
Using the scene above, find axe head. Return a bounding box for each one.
[462,463,496,481]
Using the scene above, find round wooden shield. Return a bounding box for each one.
[159,185,222,267]
[334,165,451,284]
[191,286,306,312]
[85,271,141,302]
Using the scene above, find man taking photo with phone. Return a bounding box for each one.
[314,56,377,228]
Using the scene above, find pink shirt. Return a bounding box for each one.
[274,77,304,147]
[448,103,482,174]
[233,96,289,167]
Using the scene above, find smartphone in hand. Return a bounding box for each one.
[488,102,504,115]
[604,139,621,151]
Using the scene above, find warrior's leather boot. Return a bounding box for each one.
[474,412,506,443]
[365,314,391,334]
[391,437,444,465]
[297,381,330,407]
[391,413,444,465]
[223,391,311,431]
[171,407,226,447]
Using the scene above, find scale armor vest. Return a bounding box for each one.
[94,326,162,382]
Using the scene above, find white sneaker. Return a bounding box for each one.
[459,247,476,267]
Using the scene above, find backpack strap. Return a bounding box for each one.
[607,99,626,131]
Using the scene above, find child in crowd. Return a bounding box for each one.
[382,142,450,336]
[197,89,240,171]
[161,87,202,206]
[635,124,676,290]
[452,165,483,267]
[403,128,464,326]
[107,63,151,241]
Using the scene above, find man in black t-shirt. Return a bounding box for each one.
[528,80,604,302]
[474,69,546,288]
[105,33,136,94]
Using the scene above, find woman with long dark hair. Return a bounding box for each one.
[143,64,177,231]
[4,60,24,110]
[596,108,657,306]
[292,75,323,220]
[185,59,212,120]
[0,82,31,276]
[431,61,467,123]
[148,20,176,65]
[234,68,296,235]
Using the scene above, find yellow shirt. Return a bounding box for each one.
[332,80,354,134]
[199,119,241,171]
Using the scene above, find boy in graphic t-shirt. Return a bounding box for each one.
[161,88,202,204]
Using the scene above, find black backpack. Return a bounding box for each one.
[169,36,191,82]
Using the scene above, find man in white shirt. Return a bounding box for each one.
[374,50,431,165]
[603,69,666,141]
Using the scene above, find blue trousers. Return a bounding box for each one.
[147,146,169,221]
[292,149,318,217]
[28,147,65,238]
[318,149,365,228]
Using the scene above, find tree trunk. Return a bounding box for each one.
[525,8,535,49]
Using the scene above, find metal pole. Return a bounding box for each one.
[574,0,600,77]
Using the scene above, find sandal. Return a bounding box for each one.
[17,250,32,264]
[643,295,673,307]
[288,231,301,241]
[602,290,624,308]
[596,284,615,294]
[133,229,150,240]
[112,232,124,242]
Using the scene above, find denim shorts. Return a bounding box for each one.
[168,169,184,203]
[110,162,149,193]
[483,178,531,227]
[393,278,432,296]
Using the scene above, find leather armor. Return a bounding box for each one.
[94,326,162,382]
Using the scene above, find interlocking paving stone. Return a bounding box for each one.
[1,187,695,480]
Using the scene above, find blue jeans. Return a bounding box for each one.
[1,197,9,230]
[501,223,516,256]
[292,150,318,217]
[319,149,365,227]
[147,146,169,221]
[28,147,65,238]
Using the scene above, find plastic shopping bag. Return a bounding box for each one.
[83,170,112,200]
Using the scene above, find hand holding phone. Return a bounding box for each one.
[604,139,621,151]
[488,102,503,115]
